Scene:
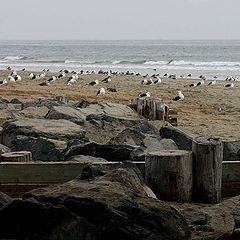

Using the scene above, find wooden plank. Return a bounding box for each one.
[222,182,240,198]
[0,161,89,184]
[222,161,240,182]
[0,161,146,184]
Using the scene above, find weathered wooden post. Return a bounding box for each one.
[192,137,223,204]
[145,150,193,202]
[136,98,169,120]
[55,96,68,104]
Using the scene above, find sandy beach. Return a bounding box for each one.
[0,69,239,140]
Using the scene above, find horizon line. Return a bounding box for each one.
[0,39,240,41]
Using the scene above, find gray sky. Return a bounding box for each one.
[0,0,239,40]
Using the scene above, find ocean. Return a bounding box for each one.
[0,40,240,79]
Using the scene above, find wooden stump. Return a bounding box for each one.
[55,96,68,104]
[1,151,32,162]
[145,150,193,202]
[136,98,169,121]
[192,137,223,204]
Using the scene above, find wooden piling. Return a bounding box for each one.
[192,137,223,203]
[145,150,193,202]
[1,151,32,162]
[136,98,168,121]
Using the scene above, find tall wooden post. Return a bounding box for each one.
[192,137,223,204]
[145,150,193,202]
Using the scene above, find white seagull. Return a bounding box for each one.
[97,87,106,96]
[172,91,184,101]
[138,92,151,98]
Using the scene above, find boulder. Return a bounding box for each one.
[0,198,97,240]
[24,162,190,240]
[11,135,67,161]
[22,98,67,109]
[1,119,86,144]
[0,119,87,161]
[131,136,178,161]
[223,141,240,161]
[0,191,12,208]
[65,142,136,162]
[108,128,146,146]
[68,155,108,163]
[160,126,194,151]
[0,97,9,104]
[45,105,85,125]
[18,106,49,119]
[0,143,11,153]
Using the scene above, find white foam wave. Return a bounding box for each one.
[4,56,25,61]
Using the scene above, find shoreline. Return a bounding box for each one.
[0,69,239,140]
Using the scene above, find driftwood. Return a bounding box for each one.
[145,150,193,202]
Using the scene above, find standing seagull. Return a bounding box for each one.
[97,87,106,96]
[172,91,184,101]
[208,80,216,86]
[102,76,111,83]
[88,80,99,86]
[225,83,234,88]
[138,92,151,98]
[0,79,7,86]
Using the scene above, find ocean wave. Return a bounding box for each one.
[4,56,27,61]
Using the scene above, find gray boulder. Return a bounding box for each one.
[45,105,86,125]
[0,143,11,153]
[0,191,12,208]
[160,125,194,151]
[24,162,190,240]
[223,141,240,161]
[65,142,136,162]
[0,198,97,240]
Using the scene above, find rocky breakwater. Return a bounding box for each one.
[0,97,177,161]
[0,162,190,240]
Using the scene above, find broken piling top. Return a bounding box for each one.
[192,137,223,204]
[145,150,193,203]
[130,98,169,121]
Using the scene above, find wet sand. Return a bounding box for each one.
[0,70,239,140]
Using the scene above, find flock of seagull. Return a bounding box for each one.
[0,66,239,101]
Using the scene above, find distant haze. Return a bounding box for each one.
[0,0,239,40]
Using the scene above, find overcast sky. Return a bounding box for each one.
[0,0,239,40]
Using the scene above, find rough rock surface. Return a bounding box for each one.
[223,141,240,161]
[22,162,190,240]
[0,191,12,208]
[65,142,136,161]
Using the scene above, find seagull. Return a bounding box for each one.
[138,92,151,98]
[97,87,106,96]
[196,80,204,87]
[67,78,76,85]
[39,81,50,86]
[153,77,161,84]
[29,73,37,80]
[0,79,7,86]
[8,76,16,83]
[208,80,216,86]
[187,74,192,78]
[7,66,12,71]
[102,76,111,83]
[225,83,234,88]
[47,76,57,82]
[14,75,22,81]
[10,70,18,77]
[172,91,184,101]
[58,72,65,78]
[88,80,99,86]
[187,83,197,87]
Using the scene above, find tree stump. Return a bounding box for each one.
[145,150,193,202]
[136,98,169,121]
[1,151,32,162]
[192,137,223,204]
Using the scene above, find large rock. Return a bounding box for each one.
[45,106,86,125]
[1,119,86,144]
[0,119,86,161]
[223,141,240,161]
[18,106,49,119]
[160,125,194,151]
[0,191,12,208]
[11,135,67,161]
[65,142,136,161]
[22,98,67,109]
[0,198,97,240]
[131,136,178,161]
[24,162,190,240]
[0,143,11,153]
